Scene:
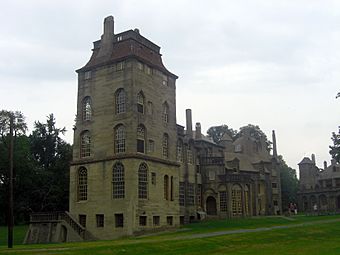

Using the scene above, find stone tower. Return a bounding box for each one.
[69,16,180,240]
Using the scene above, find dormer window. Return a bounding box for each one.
[117,35,123,42]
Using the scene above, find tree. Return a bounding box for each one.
[278,156,298,210]
[207,125,237,143]
[235,124,272,151]
[329,126,340,164]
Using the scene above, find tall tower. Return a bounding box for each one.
[69,16,179,240]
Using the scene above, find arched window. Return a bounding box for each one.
[176,139,183,162]
[232,184,242,216]
[115,89,126,114]
[114,125,125,153]
[113,162,125,198]
[162,133,169,158]
[78,167,88,201]
[170,176,174,201]
[244,185,250,216]
[162,102,169,123]
[138,163,148,199]
[82,97,92,121]
[137,125,146,153]
[137,92,144,113]
[80,131,91,158]
[164,175,169,200]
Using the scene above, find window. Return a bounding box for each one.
[164,175,169,200]
[137,92,144,113]
[145,65,152,75]
[113,162,125,199]
[96,214,104,227]
[117,35,123,42]
[82,97,92,121]
[162,134,169,158]
[179,182,185,206]
[79,215,86,227]
[138,163,148,199]
[162,74,168,86]
[326,179,332,188]
[188,183,194,205]
[137,125,145,153]
[147,101,153,116]
[336,178,340,187]
[80,131,91,158]
[170,176,174,201]
[196,184,202,207]
[272,183,277,189]
[232,185,242,216]
[115,214,124,228]
[187,144,193,164]
[273,200,278,206]
[139,216,147,226]
[162,103,169,123]
[244,185,250,216]
[78,167,88,201]
[148,139,155,153]
[115,89,126,114]
[137,62,144,71]
[151,172,156,185]
[153,216,160,226]
[220,191,227,212]
[176,139,183,162]
[84,71,91,80]
[166,216,173,226]
[116,61,125,71]
[114,125,125,154]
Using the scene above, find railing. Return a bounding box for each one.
[200,157,224,166]
[30,211,86,239]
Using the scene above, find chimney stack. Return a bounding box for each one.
[324,161,328,170]
[272,130,277,158]
[97,16,114,58]
[195,122,202,139]
[186,109,193,137]
[311,154,316,165]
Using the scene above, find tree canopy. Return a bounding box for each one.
[207,125,237,143]
[329,126,340,164]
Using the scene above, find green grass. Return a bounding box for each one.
[1,215,340,254]
[0,225,28,246]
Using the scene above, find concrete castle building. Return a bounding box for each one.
[25,16,282,243]
[298,155,340,213]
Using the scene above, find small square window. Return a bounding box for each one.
[96,214,104,228]
[115,214,124,228]
[151,172,156,185]
[139,216,147,226]
[84,71,92,80]
[153,216,160,226]
[166,216,173,226]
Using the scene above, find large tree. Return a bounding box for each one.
[329,126,340,164]
[235,124,272,151]
[207,125,237,143]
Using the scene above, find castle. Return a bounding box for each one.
[298,155,340,213]
[25,16,282,243]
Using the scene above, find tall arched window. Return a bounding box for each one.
[162,102,169,123]
[176,139,183,162]
[137,125,146,153]
[244,185,250,216]
[138,163,148,199]
[232,184,242,216]
[78,167,88,201]
[137,92,144,113]
[113,162,125,199]
[164,175,169,200]
[115,89,126,114]
[82,97,92,121]
[80,131,91,158]
[114,125,125,153]
[162,133,169,158]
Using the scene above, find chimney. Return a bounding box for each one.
[331,159,336,165]
[324,161,328,169]
[186,109,192,137]
[195,122,202,139]
[272,130,277,157]
[97,16,114,58]
[311,154,316,165]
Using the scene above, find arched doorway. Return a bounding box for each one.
[206,196,217,215]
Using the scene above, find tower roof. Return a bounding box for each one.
[298,157,314,165]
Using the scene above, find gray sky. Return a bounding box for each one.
[1,0,339,171]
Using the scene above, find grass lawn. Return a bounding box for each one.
[0,225,28,246]
[1,215,340,254]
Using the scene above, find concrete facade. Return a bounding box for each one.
[67,16,282,240]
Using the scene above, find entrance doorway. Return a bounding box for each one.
[206,196,217,215]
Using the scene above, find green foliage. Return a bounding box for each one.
[207,125,237,143]
[329,127,340,163]
[278,156,298,209]
[0,110,27,138]
[236,124,272,151]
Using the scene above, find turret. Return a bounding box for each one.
[298,157,318,190]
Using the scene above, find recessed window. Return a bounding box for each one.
[151,172,156,185]
[114,125,126,154]
[148,140,155,153]
[80,131,91,158]
[272,183,277,189]
[115,214,124,228]
[220,191,227,212]
[139,216,147,226]
[153,216,160,226]
[164,175,169,200]
[115,89,126,114]
[188,183,194,205]
[112,162,125,199]
[96,214,104,227]
[138,163,148,199]
[145,65,152,75]
[77,167,88,201]
[116,61,125,71]
[273,200,278,206]
[162,74,168,86]
[79,214,86,227]
[166,216,173,226]
[176,139,183,162]
[117,36,123,42]
[82,97,92,121]
[187,144,193,164]
[162,103,169,123]
[84,71,92,80]
[137,125,145,153]
[162,134,169,158]
[137,92,145,113]
[137,62,144,71]
[179,182,185,206]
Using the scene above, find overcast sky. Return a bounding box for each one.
[1,0,339,171]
